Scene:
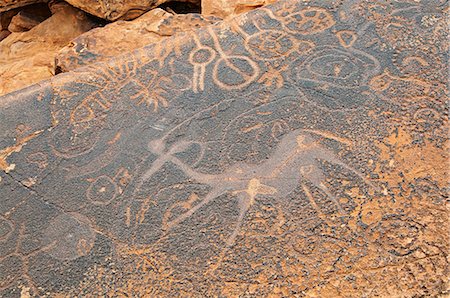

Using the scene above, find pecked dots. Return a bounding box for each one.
[43,213,96,261]
[86,175,118,206]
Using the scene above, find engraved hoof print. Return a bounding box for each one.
[213,55,260,90]
[295,47,374,88]
[87,176,118,205]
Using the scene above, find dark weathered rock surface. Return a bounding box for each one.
[56,9,220,72]
[0,0,448,296]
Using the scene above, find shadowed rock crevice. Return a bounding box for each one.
[158,0,201,14]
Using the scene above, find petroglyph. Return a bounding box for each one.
[135,128,378,265]
[0,223,55,295]
[0,130,44,173]
[336,30,357,48]
[43,213,96,260]
[0,216,13,241]
[208,27,260,90]
[0,0,447,296]
[283,7,336,35]
[189,33,217,93]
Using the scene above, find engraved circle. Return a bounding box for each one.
[86,175,118,205]
[190,47,216,65]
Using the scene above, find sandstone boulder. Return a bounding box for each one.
[56,8,219,72]
[202,0,277,19]
[0,2,96,95]
[64,0,200,21]
[0,0,47,12]
[8,10,45,31]
[0,9,15,29]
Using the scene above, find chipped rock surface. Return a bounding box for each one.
[0,2,96,95]
[0,0,448,297]
[56,9,220,72]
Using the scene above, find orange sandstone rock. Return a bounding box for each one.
[0,2,96,95]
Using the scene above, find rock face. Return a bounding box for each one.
[1,3,51,40]
[0,0,47,12]
[56,9,220,72]
[0,8,15,29]
[64,0,200,21]
[0,0,448,297]
[0,3,96,95]
[7,10,47,31]
[202,0,276,19]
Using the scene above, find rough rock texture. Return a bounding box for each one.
[56,9,220,72]
[1,3,51,39]
[7,10,45,31]
[0,0,448,297]
[0,28,9,40]
[0,8,15,29]
[202,0,277,19]
[64,0,200,21]
[0,0,47,12]
[0,3,96,96]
